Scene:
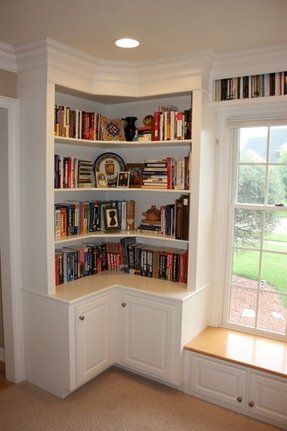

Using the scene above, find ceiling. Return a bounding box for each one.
[0,0,286,63]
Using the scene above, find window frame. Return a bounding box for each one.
[213,102,287,342]
[223,126,287,338]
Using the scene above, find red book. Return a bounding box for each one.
[153,111,160,141]
[176,111,183,140]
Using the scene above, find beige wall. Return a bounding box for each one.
[0,69,17,98]
[0,263,3,348]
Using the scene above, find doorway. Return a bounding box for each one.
[0,99,25,382]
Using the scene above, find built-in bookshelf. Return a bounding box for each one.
[213,71,287,102]
[54,94,193,288]
[17,40,218,400]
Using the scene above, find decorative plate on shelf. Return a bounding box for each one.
[94,152,125,187]
[100,117,125,141]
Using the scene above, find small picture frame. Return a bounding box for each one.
[95,171,108,188]
[126,163,143,188]
[104,206,120,230]
[117,171,130,188]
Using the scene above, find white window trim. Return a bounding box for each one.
[211,101,287,340]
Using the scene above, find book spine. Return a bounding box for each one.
[126,200,135,231]
[153,111,160,141]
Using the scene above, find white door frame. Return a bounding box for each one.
[0,96,25,382]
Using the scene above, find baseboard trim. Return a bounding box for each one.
[0,347,4,362]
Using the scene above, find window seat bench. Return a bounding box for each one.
[184,326,287,378]
[184,327,287,429]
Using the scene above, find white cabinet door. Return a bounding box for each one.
[185,353,247,410]
[75,293,113,386]
[120,293,177,383]
[248,372,287,430]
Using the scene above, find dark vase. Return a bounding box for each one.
[123,116,137,141]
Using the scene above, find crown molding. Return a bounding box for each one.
[15,38,215,96]
[90,59,140,97]
[0,42,16,73]
[138,50,214,96]
[211,43,287,80]
[16,39,48,85]
[46,39,214,96]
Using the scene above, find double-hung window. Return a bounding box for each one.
[225,125,287,337]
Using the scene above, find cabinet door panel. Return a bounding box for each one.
[249,373,287,428]
[76,294,112,385]
[189,354,247,409]
[121,294,176,381]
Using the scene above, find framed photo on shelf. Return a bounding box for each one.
[95,171,108,188]
[117,171,130,188]
[104,207,120,230]
[125,163,144,188]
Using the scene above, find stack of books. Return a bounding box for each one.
[136,126,152,141]
[142,159,168,189]
[78,159,94,188]
[142,156,190,190]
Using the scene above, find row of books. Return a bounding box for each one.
[55,193,189,240]
[54,154,191,190]
[54,104,192,142]
[54,199,135,239]
[152,107,192,141]
[54,155,94,188]
[138,194,190,240]
[55,239,188,286]
[213,71,287,101]
[55,242,122,285]
[54,105,104,140]
[142,155,190,190]
[123,240,188,283]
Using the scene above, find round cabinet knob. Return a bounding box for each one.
[121,303,127,308]
[249,401,254,408]
[237,396,242,403]
[79,315,85,321]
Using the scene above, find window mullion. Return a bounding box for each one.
[264,127,271,205]
[254,212,265,330]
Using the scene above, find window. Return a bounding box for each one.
[225,125,287,337]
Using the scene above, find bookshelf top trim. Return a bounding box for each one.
[210,94,287,108]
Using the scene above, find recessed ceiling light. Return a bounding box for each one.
[115,38,140,49]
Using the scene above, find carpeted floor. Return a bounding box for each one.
[0,366,283,431]
[0,361,13,391]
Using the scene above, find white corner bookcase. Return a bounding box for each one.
[17,40,217,397]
